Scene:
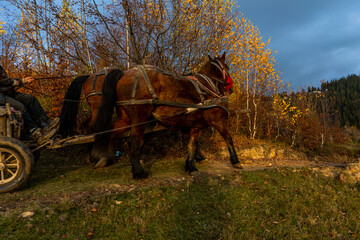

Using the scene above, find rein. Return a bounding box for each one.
[187,75,224,99]
[32,74,90,81]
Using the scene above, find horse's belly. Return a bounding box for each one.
[152,107,206,128]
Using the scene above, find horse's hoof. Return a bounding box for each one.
[185,165,198,173]
[133,171,150,179]
[232,163,243,169]
[94,157,108,168]
[190,171,202,177]
[85,155,91,164]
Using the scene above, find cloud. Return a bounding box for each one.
[236,0,360,88]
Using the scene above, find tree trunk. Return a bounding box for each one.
[246,71,252,136]
[81,0,92,72]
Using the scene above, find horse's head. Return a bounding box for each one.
[200,52,234,95]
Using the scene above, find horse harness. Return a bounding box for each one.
[85,67,112,100]
[115,65,229,113]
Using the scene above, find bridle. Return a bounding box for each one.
[211,59,229,82]
[210,58,233,91]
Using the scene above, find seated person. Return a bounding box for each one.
[0,64,59,144]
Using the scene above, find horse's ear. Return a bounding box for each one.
[208,55,213,61]
[220,52,226,61]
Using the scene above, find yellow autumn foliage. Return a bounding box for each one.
[0,9,5,35]
[3,0,310,143]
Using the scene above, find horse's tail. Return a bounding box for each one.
[59,75,90,137]
[91,69,124,161]
[92,69,124,135]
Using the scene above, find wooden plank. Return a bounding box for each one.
[47,124,168,149]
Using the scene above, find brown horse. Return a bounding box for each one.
[58,68,206,168]
[91,53,242,178]
[59,68,123,138]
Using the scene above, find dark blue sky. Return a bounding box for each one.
[236,0,360,89]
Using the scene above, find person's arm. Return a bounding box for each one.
[0,65,33,87]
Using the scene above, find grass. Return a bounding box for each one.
[1,135,360,239]
[1,156,360,239]
[300,141,360,165]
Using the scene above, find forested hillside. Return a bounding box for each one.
[311,74,360,128]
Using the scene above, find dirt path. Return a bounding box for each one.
[0,144,356,216]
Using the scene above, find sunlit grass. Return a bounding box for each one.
[1,165,360,239]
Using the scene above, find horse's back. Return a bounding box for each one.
[118,67,201,103]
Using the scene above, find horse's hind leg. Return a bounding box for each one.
[84,109,98,162]
[185,128,201,173]
[93,136,117,168]
[195,147,206,162]
[92,116,131,168]
[129,125,149,179]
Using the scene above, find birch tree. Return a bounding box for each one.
[226,14,283,139]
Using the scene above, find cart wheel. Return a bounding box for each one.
[0,136,34,193]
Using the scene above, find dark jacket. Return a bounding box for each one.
[0,65,17,94]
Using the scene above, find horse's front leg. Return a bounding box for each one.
[181,128,206,162]
[129,125,149,179]
[208,114,242,169]
[185,128,202,173]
